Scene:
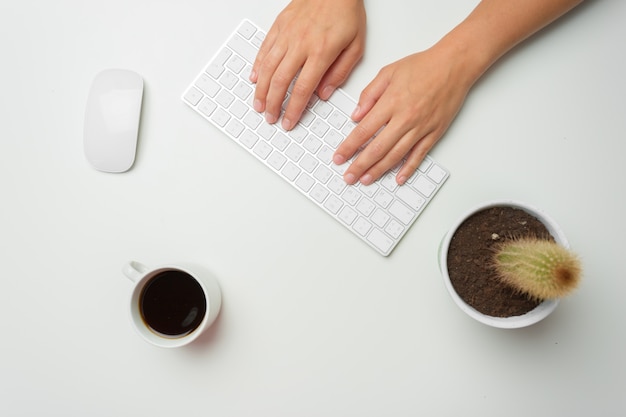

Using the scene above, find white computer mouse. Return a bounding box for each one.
[84,69,144,173]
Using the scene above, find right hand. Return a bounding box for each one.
[250,0,366,131]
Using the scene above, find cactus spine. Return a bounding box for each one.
[494,237,581,301]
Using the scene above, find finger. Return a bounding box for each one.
[332,73,393,166]
[333,102,389,167]
[346,125,418,185]
[395,132,438,185]
[252,40,287,116]
[262,52,307,124]
[280,61,326,130]
[250,26,278,84]
[283,37,365,130]
[317,41,365,100]
[350,67,392,121]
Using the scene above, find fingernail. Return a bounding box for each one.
[397,175,408,185]
[321,85,335,100]
[249,70,257,82]
[266,112,277,124]
[345,173,356,184]
[360,174,373,185]
[253,99,263,112]
[351,105,361,120]
[333,154,346,165]
[282,118,292,130]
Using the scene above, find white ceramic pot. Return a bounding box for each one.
[439,200,569,329]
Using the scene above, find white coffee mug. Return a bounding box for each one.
[123,261,222,348]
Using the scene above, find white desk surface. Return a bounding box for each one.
[2,1,625,415]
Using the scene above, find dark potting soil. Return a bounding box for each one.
[446,206,554,318]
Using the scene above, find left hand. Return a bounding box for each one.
[333,47,472,185]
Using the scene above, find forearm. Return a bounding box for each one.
[435,0,583,88]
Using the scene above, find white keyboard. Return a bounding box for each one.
[182,19,449,256]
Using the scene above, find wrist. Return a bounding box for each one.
[428,28,490,93]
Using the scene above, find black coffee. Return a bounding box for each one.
[140,270,206,337]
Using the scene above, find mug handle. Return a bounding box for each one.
[122,261,149,283]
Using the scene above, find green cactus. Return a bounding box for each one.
[493,237,582,301]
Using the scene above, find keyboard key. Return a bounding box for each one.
[371,209,390,228]
[253,141,272,159]
[243,111,263,130]
[353,217,372,236]
[396,186,426,211]
[356,199,375,217]
[288,125,308,143]
[296,173,315,192]
[412,176,436,198]
[427,164,448,183]
[331,162,348,176]
[317,146,334,164]
[328,111,347,130]
[338,206,357,225]
[380,173,398,192]
[327,175,347,195]
[239,130,258,149]
[310,119,329,138]
[237,20,257,39]
[374,189,393,208]
[327,88,356,116]
[225,119,244,138]
[385,219,405,239]
[389,201,415,225]
[342,187,361,206]
[324,195,343,214]
[366,229,393,254]
[271,133,290,151]
[299,110,315,127]
[268,151,287,170]
[324,130,343,148]
[219,71,238,89]
[313,165,332,184]
[313,100,333,118]
[227,34,258,63]
[233,82,253,100]
[211,108,230,127]
[206,60,226,79]
[417,157,432,173]
[198,98,217,117]
[212,48,232,67]
[310,184,329,203]
[251,32,265,48]
[359,183,379,198]
[299,154,318,173]
[184,87,203,105]
[227,55,246,73]
[282,162,301,181]
[303,135,322,154]
[257,123,276,140]
[285,143,304,162]
[195,74,220,97]
[342,121,356,136]
[216,90,235,108]
[230,100,248,119]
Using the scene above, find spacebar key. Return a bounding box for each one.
[227,34,258,63]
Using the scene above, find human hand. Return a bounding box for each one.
[250,0,366,131]
[333,47,473,186]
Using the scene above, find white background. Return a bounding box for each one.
[1,0,625,415]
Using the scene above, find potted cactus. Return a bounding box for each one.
[439,200,582,329]
[492,236,581,301]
